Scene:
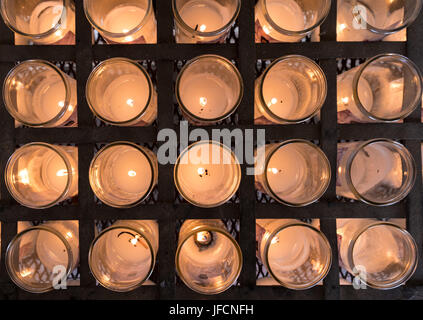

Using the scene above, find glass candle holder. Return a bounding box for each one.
[6,221,79,293]
[3,60,78,128]
[84,0,156,44]
[174,141,241,208]
[176,219,242,295]
[255,140,331,206]
[337,219,418,289]
[89,220,158,292]
[5,143,78,209]
[89,142,158,208]
[86,58,157,126]
[255,55,327,125]
[257,219,332,290]
[337,0,422,41]
[0,0,75,45]
[255,0,332,43]
[338,54,423,124]
[175,55,243,126]
[172,0,241,43]
[337,139,416,206]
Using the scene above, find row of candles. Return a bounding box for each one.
[1,0,421,44]
[4,52,423,128]
[4,218,417,294]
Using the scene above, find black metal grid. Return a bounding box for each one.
[0,0,422,300]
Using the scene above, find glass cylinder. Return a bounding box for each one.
[84,0,156,44]
[255,140,331,206]
[0,0,75,44]
[174,141,241,208]
[175,55,243,125]
[89,220,158,292]
[255,0,331,42]
[89,142,158,208]
[257,219,332,289]
[6,221,79,293]
[176,219,242,294]
[338,219,418,289]
[172,0,240,43]
[5,143,78,209]
[337,139,416,206]
[86,58,157,126]
[3,60,77,128]
[337,0,422,41]
[255,55,327,125]
[338,54,423,124]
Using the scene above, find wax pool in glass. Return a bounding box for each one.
[337,54,423,124]
[176,220,242,294]
[255,55,327,125]
[89,142,158,208]
[176,55,243,125]
[6,221,79,293]
[89,220,158,292]
[337,0,422,41]
[255,0,331,42]
[337,139,416,206]
[5,143,78,209]
[174,141,241,208]
[173,0,240,43]
[337,219,418,289]
[255,140,331,207]
[0,0,75,44]
[86,58,157,126]
[256,220,332,289]
[84,0,156,44]
[3,60,77,127]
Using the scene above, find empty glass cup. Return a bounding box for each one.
[337,219,418,289]
[86,58,157,126]
[176,219,242,294]
[255,0,332,42]
[6,221,79,293]
[5,143,78,209]
[0,0,75,44]
[257,219,332,289]
[337,139,416,206]
[3,60,78,127]
[173,0,241,43]
[255,140,331,206]
[175,55,243,125]
[255,55,327,125]
[89,220,158,292]
[89,142,158,208]
[337,54,423,124]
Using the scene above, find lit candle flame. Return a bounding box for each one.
[126,98,135,107]
[18,169,30,185]
[128,170,137,177]
[56,169,68,177]
[197,167,206,175]
[199,24,207,32]
[199,97,207,107]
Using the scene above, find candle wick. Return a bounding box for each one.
[194,24,199,31]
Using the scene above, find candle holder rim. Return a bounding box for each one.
[347,221,418,290]
[351,53,423,123]
[172,0,241,37]
[3,59,73,128]
[175,54,244,123]
[5,225,74,293]
[89,141,156,208]
[4,142,75,209]
[86,57,154,126]
[258,0,332,36]
[174,140,241,208]
[83,0,153,38]
[262,139,331,207]
[344,138,417,206]
[0,0,71,39]
[175,224,242,295]
[262,221,332,290]
[257,55,327,124]
[88,223,156,292]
